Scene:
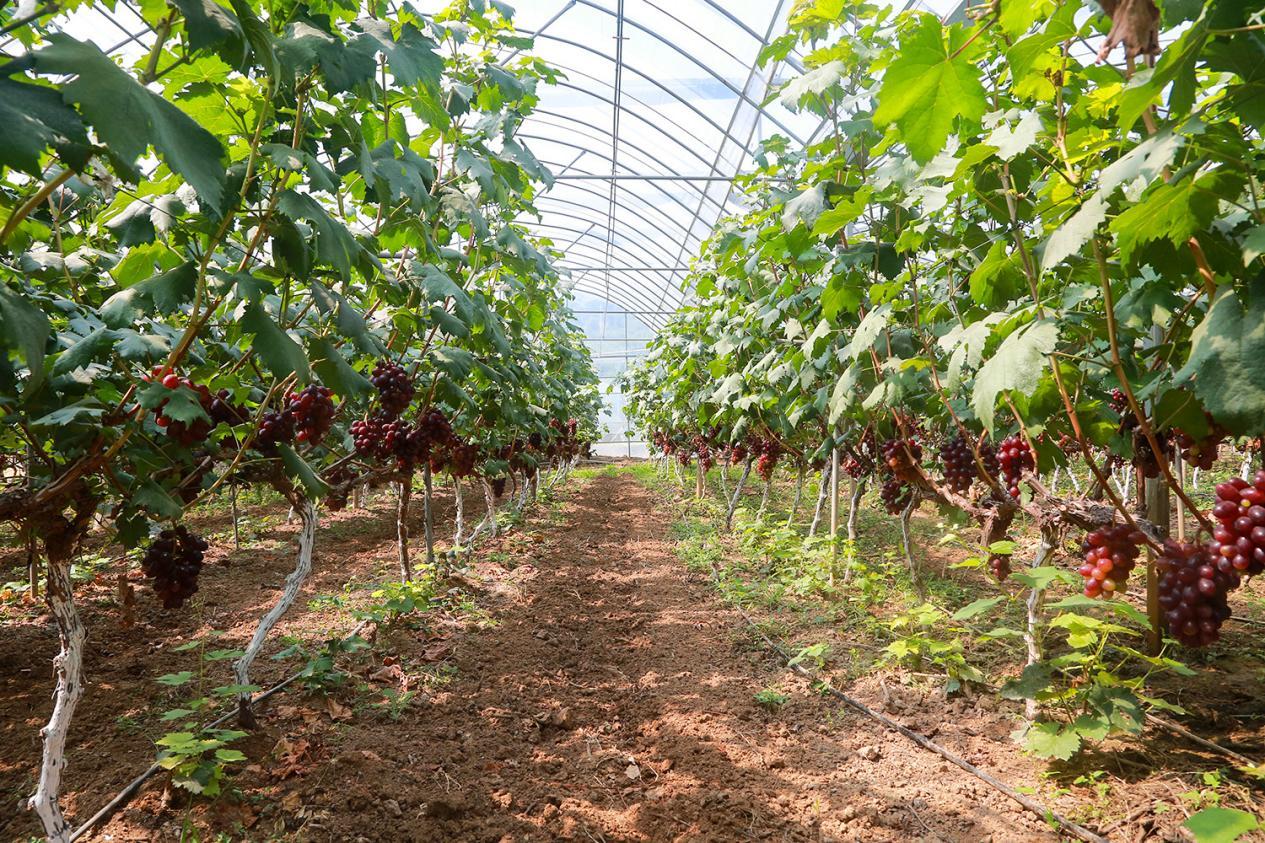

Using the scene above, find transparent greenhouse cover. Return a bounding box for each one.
[16,0,968,455]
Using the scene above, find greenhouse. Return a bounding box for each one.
[0,0,1262,840]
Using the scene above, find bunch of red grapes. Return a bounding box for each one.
[989,552,1011,581]
[448,440,479,478]
[491,476,508,497]
[350,412,390,460]
[142,526,208,609]
[370,361,415,417]
[998,434,1033,498]
[285,385,335,444]
[147,369,214,445]
[255,409,295,453]
[729,443,748,465]
[1211,474,1265,576]
[881,438,922,479]
[1157,540,1237,647]
[880,476,912,515]
[1173,420,1226,470]
[1077,524,1146,598]
[938,436,998,493]
[753,438,782,481]
[324,467,356,512]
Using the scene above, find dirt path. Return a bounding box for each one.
[323,472,1056,842]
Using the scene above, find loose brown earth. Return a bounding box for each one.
[4,472,1074,841]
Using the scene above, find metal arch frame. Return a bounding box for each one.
[568,279,672,329]
[531,152,725,241]
[568,0,807,145]
[528,139,727,224]
[526,127,732,218]
[533,41,768,166]
[525,114,733,213]
[565,268,674,322]
[523,218,684,273]
[661,0,791,310]
[524,201,692,266]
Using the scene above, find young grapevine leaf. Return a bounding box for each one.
[1176,282,1265,435]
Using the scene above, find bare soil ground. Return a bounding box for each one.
[0,470,1073,842]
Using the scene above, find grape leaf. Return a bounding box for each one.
[968,240,1025,306]
[1022,720,1081,760]
[873,15,987,164]
[171,0,243,57]
[275,190,360,282]
[1184,808,1261,843]
[100,261,198,327]
[276,444,329,499]
[1110,170,1243,265]
[1000,662,1053,700]
[227,0,278,78]
[1175,281,1265,436]
[53,326,118,375]
[310,338,371,399]
[972,320,1058,433]
[0,283,51,390]
[33,35,226,210]
[0,78,92,175]
[240,301,311,382]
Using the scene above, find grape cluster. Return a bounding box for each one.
[753,438,782,481]
[1108,388,1129,416]
[148,369,214,445]
[370,361,415,417]
[1211,474,1265,576]
[142,526,208,609]
[1157,540,1237,647]
[998,434,1033,498]
[880,476,912,515]
[1077,524,1146,598]
[350,413,390,460]
[989,553,1011,581]
[938,436,996,493]
[881,438,922,479]
[1132,429,1171,478]
[491,476,508,497]
[1173,421,1226,471]
[255,409,295,453]
[285,385,335,444]
[729,443,748,465]
[209,389,246,426]
[448,440,478,478]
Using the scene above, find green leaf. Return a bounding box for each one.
[276,190,361,282]
[1022,720,1081,760]
[100,261,198,327]
[228,0,278,77]
[1010,565,1071,591]
[171,0,243,56]
[1110,170,1244,266]
[311,338,372,399]
[1184,808,1261,843]
[357,20,443,91]
[135,481,184,518]
[1000,662,1053,700]
[276,444,329,499]
[968,240,1024,307]
[873,15,988,164]
[157,671,195,686]
[972,321,1057,433]
[33,35,226,209]
[1176,281,1265,436]
[0,78,92,175]
[811,187,873,238]
[240,301,310,382]
[951,595,1004,621]
[0,284,50,390]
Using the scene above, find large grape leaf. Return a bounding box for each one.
[1111,169,1244,265]
[100,261,198,327]
[1184,808,1261,843]
[971,320,1057,433]
[171,0,243,57]
[276,190,360,282]
[0,78,92,175]
[240,301,311,382]
[0,284,50,390]
[1175,282,1265,436]
[873,15,987,164]
[32,35,226,210]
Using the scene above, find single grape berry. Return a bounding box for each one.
[370,361,415,417]
[998,434,1033,499]
[1077,524,1146,598]
[1156,540,1237,647]
[286,384,335,445]
[142,526,208,609]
